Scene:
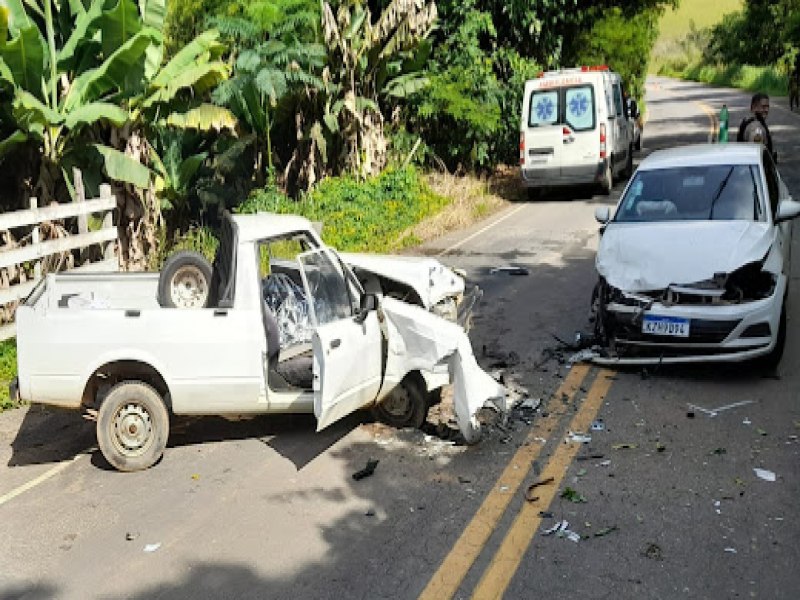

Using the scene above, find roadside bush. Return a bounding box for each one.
[238,166,450,252]
[0,339,18,411]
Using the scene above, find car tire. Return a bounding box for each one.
[372,373,428,429]
[623,145,634,179]
[158,251,213,308]
[96,381,170,472]
[600,160,613,195]
[634,133,642,152]
[758,304,787,371]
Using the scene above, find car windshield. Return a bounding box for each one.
[615,164,765,223]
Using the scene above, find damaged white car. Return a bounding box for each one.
[12,212,504,471]
[591,143,800,366]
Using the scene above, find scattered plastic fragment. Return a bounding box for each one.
[591,419,605,432]
[543,520,569,536]
[724,547,737,554]
[714,500,721,515]
[125,532,139,541]
[539,511,554,518]
[143,543,161,553]
[567,431,592,444]
[560,487,587,503]
[490,266,529,276]
[656,443,666,453]
[568,349,599,364]
[577,468,587,477]
[191,474,200,480]
[687,400,754,418]
[577,453,604,461]
[686,411,695,419]
[598,460,612,467]
[353,459,380,481]
[365,508,376,517]
[520,397,541,411]
[743,418,752,425]
[612,443,637,450]
[756,428,768,436]
[593,526,619,538]
[712,447,727,455]
[754,468,776,482]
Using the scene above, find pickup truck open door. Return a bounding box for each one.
[298,249,384,430]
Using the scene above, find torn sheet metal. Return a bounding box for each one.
[596,221,774,291]
[379,296,506,444]
[340,253,465,309]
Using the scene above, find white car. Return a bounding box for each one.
[592,143,800,366]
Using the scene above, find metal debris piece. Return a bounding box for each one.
[543,520,569,536]
[353,459,380,481]
[743,418,752,425]
[754,468,776,482]
[612,443,637,450]
[576,453,605,461]
[489,266,529,276]
[724,547,737,554]
[593,526,619,538]
[520,397,541,411]
[598,460,612,467]
[568,349,599,365]
[125,532,139,542]
[143,543,161,553]
[591,419,605,431]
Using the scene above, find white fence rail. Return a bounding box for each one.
[0,180,118,341]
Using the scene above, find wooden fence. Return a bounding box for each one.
[0,179,118,341]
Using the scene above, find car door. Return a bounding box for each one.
[298,248,384,431]
[610,81,627,170]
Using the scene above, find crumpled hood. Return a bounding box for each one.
[341,252,464,308]
[597,221,775,291]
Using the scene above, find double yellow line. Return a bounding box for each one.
[419,365,615,600]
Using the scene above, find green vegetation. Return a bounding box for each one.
[0,340,18,412]
[681,63,788,97]
[657,0,742,40]
[238,166,450,253]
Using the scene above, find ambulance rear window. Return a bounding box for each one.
[565,85,595,131]
[529,90,559,126]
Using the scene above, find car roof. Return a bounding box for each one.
[231,212,322,243]
[637,143,763,171]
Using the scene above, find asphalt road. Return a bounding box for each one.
[2,76,799,600]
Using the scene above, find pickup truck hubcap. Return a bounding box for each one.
[171,266,208,308]
[114,404,152,454]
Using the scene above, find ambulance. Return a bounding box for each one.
[519,66,635,197]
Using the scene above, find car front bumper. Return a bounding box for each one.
[594,282,784,365]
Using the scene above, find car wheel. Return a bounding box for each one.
[158,251,213,308]
[600,160,613,195]
[634,132,642,152]
[372,374,428,429]
[97,381,170,472]
[758,304,787,371]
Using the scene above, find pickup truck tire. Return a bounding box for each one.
[97,381,170,472]
[158,251,213,308]
[372,374,428,429]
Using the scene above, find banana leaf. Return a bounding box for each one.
[0,129,27,158]
[64,27,158,111]
[100,0,142,58]
[163,103,237,132]
[140,0,165,30]
[2,0,34,34]
[58,0,105,70]
[93,143,151,188]
[64,101,129,129]
[149,30,224,89]
[0,24,46,93]
[143,62,228,107]
[12,89,63,126]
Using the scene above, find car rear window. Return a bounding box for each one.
[615,165,766,223]
[529,90,559,126]
[565,85,595,131]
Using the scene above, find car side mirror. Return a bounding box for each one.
[775,198,800,223]
[595,206,611,224]
[354,293,378,324]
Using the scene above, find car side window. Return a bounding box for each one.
[612,83,623,118]
[762,149,780,216]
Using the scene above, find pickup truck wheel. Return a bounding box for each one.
[372,375,428,429]
[158,251,213,308]
[97,382,170,472]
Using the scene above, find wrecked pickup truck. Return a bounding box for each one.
[13,212,505,471]
[589,143,800,367]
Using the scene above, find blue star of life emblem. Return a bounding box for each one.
[569,93,589,117]
[535,97,555,121]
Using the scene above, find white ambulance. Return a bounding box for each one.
[519,66,635,197]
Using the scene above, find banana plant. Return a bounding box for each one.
[320,0,437,178]
[0,0,235,202]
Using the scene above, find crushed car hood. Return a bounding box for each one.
[597,221,774,291]
[341,252,464,308]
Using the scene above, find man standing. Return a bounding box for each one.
[737,93,777,163]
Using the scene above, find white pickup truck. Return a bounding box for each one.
[13,212,504,471]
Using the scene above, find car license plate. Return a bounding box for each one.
[642,315,690,337]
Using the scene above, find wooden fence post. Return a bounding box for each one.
[99,184,116,261]
[73,167,89,264]
[30,197,41,280]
